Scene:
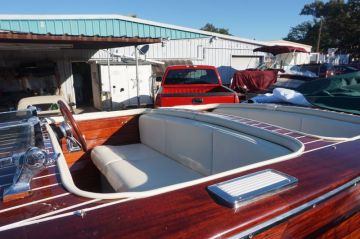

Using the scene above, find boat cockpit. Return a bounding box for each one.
[1,101,359,203]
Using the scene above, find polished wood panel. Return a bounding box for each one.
[60,115,140,165]
[0,137,358,239]
[0,166,60,203]
[0,183,66,212]
[251,185,360,238]
[0,111,358,238]
[0,193,90,226]
[62,151,88,167]
[319,212,360,239]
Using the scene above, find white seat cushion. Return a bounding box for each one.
[91,144,202,192]
[139,114,166,154]
[139,114,213,176]
[165,117,213,175]
[212,127,291,174]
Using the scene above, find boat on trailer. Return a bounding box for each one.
[0,101,359,238]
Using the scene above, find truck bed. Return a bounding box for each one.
[156,85,238,107]
[155,65,239,107]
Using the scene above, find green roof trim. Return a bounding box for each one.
[0,18,209,39]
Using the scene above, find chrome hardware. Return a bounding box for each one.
[25,147,47,169]
[208,169,298,208]
[75,209,86,218]
[0,157,13,168]
[66,136,82,152]
[3,147,59,202]
[59,121,72,137]
[59,122,82,152]
[26,106,38,116]
[0,109,59,202]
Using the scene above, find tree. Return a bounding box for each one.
[301,0,325,51]
[200,23,232,35]
[285,21,319,46]
[284,0,360,58]
[301,0,325,18]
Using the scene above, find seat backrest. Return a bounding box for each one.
[139,114,166,154]
[165,117,213,175]
[212,127,290,174]
[139,113,291,176]
[139,114,213,175]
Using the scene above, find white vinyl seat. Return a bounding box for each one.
[91,144,202,192]
[91,113,292,193]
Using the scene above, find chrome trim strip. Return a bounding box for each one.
[225,176,360,239]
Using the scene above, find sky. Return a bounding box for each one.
[0,0,314,41]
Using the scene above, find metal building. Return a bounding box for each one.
[112,37,267,84]
[0,15,278,111]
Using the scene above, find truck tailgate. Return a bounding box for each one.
[156,86,239,107]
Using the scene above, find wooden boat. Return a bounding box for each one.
[0,101,359,238]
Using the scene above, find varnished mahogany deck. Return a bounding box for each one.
[0,112,358,238]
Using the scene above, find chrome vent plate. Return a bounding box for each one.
[208,169,298,208]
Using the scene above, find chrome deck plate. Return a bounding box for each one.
[208,169,298,208]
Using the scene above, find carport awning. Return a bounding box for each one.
[0,31,161,49]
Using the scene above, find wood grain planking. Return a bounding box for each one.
[78,115,139,132]
[253,123,271,128]
[0,186,67,211]
[251,186,360,239]
[298,135,322,143]
[304,140,335,151]
[286,132,305,138]
[271,128,293,134]
[62,151,89,167]
[0,111,358,238]
[318,212,360,239]
[0,139,358,239]
[0,193,93,226]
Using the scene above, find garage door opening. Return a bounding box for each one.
[0,61,58,112]
[72,62,93,107]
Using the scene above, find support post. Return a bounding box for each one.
[135,46,140,107]
[107,49,113,111]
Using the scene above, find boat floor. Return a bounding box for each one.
[0,115,358,238]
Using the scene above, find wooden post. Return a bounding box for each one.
[316,18,323,52]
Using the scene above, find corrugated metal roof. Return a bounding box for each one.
[0,15,209,40]
[0,15,269,46]
[0,31,161,49]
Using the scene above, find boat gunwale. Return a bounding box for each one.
[52,109,305,200]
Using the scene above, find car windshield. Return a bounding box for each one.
[164,69,219,84]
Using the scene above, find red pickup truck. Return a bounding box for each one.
[155,65,239,107]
